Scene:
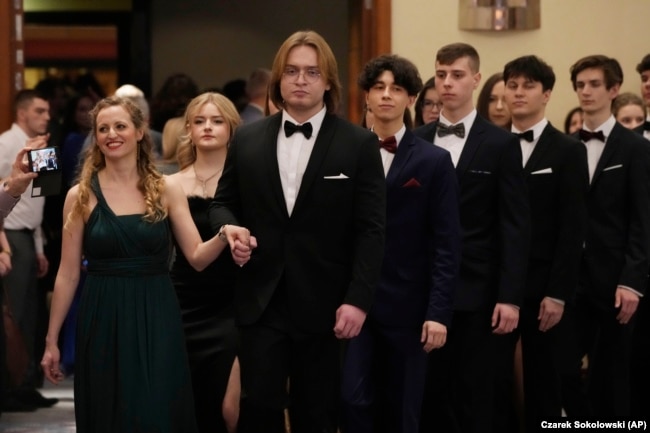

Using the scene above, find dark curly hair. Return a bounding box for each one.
[358,54,423,96]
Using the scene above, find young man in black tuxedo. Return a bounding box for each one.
[414,43,530,433]
[209,30,386,433]
[503,55,588,430]
[340,54,461,433]
[634,54,650,141]
[562,55,650,417]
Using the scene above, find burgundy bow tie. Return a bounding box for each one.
[379,136,397,153]
[579,129,605,142]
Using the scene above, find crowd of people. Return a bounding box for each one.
[0,28,650,433]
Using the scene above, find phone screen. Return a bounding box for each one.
[28,147,61,173]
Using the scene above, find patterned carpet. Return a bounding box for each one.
[0,377,75,433]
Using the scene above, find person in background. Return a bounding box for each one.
[564,106,584,135]
[631,53,650,421]
[240,68,272,124]
[414,76,441,127]
[169,92,243,433]
[341,54,460,433]
[114,84,163,158]
[209,30,386,433]
[0,90,56,411]
[150,73,200,133]
[477,72,511,130]
[0,148,39,415]
[612,92,646,130]
[40,96,253,432]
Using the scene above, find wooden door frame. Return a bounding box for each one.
[347,0,391,124]
[1,0,24,131]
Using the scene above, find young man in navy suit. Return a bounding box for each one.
[503,55,588,430]
[209,30,386,433]
[561,55,650,417]
[414,43,530,433]
[340,54,461,433]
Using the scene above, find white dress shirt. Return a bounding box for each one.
[513,118,548,167]
[435,110,478,167]
[277,107,326,216]
[0,123,45,253]
[644,115,650,141]
[581,115,616,184]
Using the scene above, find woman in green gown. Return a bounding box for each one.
[40,97,254,433]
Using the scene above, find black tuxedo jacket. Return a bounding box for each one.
[414,115,530,311]
[577,122,650,307]
[370,129,461,328]
[209,112,386,333]
[523,123,588,303]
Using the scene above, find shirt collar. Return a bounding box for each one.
[281,106,326,139]
[584,115,616,138]
[439,109,477,131]
[512,118,548,140]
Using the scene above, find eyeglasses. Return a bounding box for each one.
[283,67,322,83]
[422,100,443,110]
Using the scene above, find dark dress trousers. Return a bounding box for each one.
[209,112,386,433]
[341,130,461,433]
[517,123,588,430]
[414,115,531,433]
[561,122,650,417]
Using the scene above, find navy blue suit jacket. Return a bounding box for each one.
[414,115,531,311]
[370,129,461,328]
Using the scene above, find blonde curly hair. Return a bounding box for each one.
[66,97,167,228]
[176,92,241,170]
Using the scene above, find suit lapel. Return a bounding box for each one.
[292,114,337,214]
[456,115,486,179]
[386,129,416,185]
[524,124,553,173]
[590,123,621,187]
[264,114,290,218]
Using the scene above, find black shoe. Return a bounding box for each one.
[2,396,38,412]
[12,389,59,408]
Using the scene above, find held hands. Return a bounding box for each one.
[221,224,257,266]
[615,286,639,324]
[334,304,367,339]
[421,320,447,352]
[3,147,38,197]
[41,344,65,385]
[491,303,519,334]
[538,297,564,332]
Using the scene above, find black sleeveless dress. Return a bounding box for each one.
[171,196,239,433]
[74,175,197,433]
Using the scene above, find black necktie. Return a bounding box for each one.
[437,123,465,138]
[579,129,605,142]
[516,130,534,142]
[284,120,313,139]
[644,121,650,131]
[379,136,397,153]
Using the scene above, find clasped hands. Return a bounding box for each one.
[220,224,257,266]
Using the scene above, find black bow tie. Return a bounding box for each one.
[579,129,605,142]
[516,130,534,142]
[284,120,313,139]
[437,122,465,138]
[379,136,397,153]
[644,121,650,131]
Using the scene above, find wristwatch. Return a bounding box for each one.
[218,225,228,243]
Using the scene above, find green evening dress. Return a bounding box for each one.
[73,174,197,433]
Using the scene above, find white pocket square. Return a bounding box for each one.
[323,173,349,179]
[531,168,552,174]
[602,164,623,172]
